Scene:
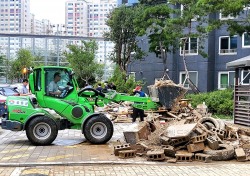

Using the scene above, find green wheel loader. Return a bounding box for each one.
[1,66,162,146]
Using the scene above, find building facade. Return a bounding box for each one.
[128,7,250,92]
[65,0,116,80]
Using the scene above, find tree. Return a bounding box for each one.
[105,5,145,75]
[64,40,104,87]
[135,2,182,75]
[198,0,250,35]
[108,66,143,94]
[134,1,213,92]
[8,49,35,82]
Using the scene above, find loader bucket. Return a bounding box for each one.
[148,85,187,110]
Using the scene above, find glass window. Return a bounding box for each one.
[180,38,198,55]
[45,68,74,97]
[220,13,235,20]
[34,69,41,91]
[180,71,198,88]
[243,33,250,47]
[219,36,237,54]
[241,70,250,85]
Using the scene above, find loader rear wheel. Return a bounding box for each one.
[83,114,113,144]
[26,116,58,146]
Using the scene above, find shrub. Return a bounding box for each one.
[186,89,233,115]
[108,66,143,94]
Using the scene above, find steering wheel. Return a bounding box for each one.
[60,87,73,98]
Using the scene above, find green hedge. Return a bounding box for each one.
[186,89,234,116]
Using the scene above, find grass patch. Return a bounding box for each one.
[213,114,233,120]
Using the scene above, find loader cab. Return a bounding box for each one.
[29,66,79,108]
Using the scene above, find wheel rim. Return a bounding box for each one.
[33,122,51,140]
[90,122,107,139]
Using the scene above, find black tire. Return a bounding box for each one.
[26,116,58,146]
[198,117,220,129]
[203,144,235,161]
[83,114,113,144]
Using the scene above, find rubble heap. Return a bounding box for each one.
[114,102,250,163]
[106,79,250,162]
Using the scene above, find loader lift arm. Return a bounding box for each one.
[79,88,160,111]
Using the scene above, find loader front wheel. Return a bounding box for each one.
[26,116,58,146]
[83,114,113,144]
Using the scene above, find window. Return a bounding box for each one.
[128,72,135,81]
[219,36,237,54]
[242,32,250,48]
[219,13,235,20]
[45,68,73,97]
[34,68,41,91]
[180,71,198,88]
[241,70,250,85]
[218,71,235,89]
[180,38,198,55]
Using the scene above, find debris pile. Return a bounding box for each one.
[114,102,250,162]
[105,79,249,162]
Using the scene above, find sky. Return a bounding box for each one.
[30,0,66,24]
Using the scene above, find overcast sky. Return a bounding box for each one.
[30,0,66,24]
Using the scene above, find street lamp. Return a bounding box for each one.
[22,67,28,79]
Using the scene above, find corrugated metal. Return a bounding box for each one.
[234,85,250,127]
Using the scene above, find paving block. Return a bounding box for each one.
[195,153,212,163]
[207,136,219,150]
[160,136,170,145]
[147,150,165,161]
[191,134,207,143]
[169,136,190,146]
[187,142,205,153]
[211,127,225,139]
[114,143,131,156]
[118,150,136,159]
[235,148,246,162]
[175,153,193,162]
[161,145,176,157]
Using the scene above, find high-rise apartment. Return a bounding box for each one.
[0,0,53,58]
[65,0,88,36]
[65,0,116,79]
[87,0,116,70]
[0,0,31,57]
[0,0,31,34]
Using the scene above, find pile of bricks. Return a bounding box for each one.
[113,103,250,163]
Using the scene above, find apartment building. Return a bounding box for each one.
[126,5,250,92]
[0,0,31,56]
[0,0,31,34]
[65,0,116,79]
[0,0,55,59]
[65,0,88,36]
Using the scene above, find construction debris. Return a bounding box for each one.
[112,101,250,163]
[109,80,250,163]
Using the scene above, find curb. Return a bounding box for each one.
[0,161,167,167]
[0,160,245,167]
